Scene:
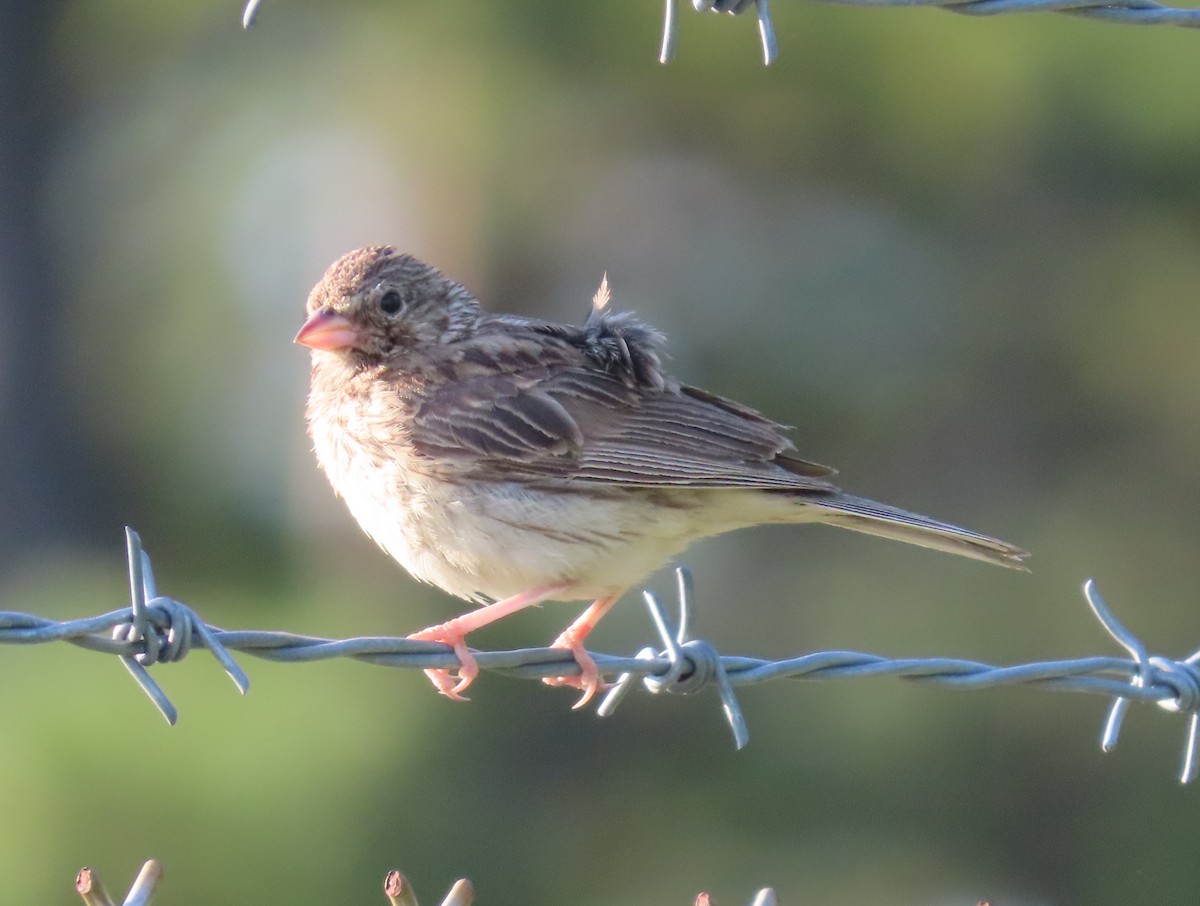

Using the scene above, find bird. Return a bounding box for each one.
[295,246,1027,707]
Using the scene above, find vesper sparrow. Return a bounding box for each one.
[296,246,1027,705]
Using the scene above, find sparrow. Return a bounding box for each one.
[296,246,1027,706]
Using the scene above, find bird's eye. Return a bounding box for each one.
[379,290,403,315]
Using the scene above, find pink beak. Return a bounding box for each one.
[294,308,361,350]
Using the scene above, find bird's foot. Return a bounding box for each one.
[404,586,573,702]
[407,624,479,702]
[542,628,607,710]
[541,595,620,709]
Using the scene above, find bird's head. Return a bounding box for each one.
[295,246,481,363]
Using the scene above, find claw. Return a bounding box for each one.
[405,589,617,705]
[542,628,608,709]
[540,595,620,708]
[423,668,472,702]
[408,624,479,701]
[404,585,570,701]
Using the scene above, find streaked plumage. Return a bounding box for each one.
[297,246,1027,704]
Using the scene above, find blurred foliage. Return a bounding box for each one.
[2,1,1200,904]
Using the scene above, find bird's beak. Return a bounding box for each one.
[294,308,360,350]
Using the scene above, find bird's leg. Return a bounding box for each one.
[407,585,568,701]
[543,595,621,709]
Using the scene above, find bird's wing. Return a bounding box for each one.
[409,364,838,491]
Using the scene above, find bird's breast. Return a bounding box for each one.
[306,377,804,605]
[309,397,727,602]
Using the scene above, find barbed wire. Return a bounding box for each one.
[4,528,1199,782]
[72,859,779,906]
[240,0,1200,65]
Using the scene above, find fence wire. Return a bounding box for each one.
[241,0,1200,65]
[73,859,777,906]
[4,529,1199,782]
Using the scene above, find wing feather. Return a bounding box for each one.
[410,359,836,491]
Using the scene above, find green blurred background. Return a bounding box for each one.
[2,1,1200,903]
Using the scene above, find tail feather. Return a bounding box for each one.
[812,494,1029,571]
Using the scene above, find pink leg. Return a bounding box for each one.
[543,595,620,709]
[408,584,568,701]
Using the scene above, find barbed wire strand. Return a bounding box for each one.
[240,0,1200,64]
[72,861,776,906]
[5,529,1200,782]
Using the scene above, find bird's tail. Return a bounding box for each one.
[811,493,1028,570]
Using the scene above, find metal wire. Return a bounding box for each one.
[241,0,1200,64]
[74,860,773,906]
[5,529,1200,783]
[668,0,1200,64]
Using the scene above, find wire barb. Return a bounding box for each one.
[242,0,264,29]
[384,870,474,906]
[75,861,163,906]
[109,529,249,724]
[5,530,1200,781]
[661,0,779,65]
[597,568,750,749]
[1082,579,1200,783]
[696,890,778,906]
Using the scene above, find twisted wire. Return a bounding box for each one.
[241,0,1200,65]
[72,859,774,906]
[5,529,1199,782]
